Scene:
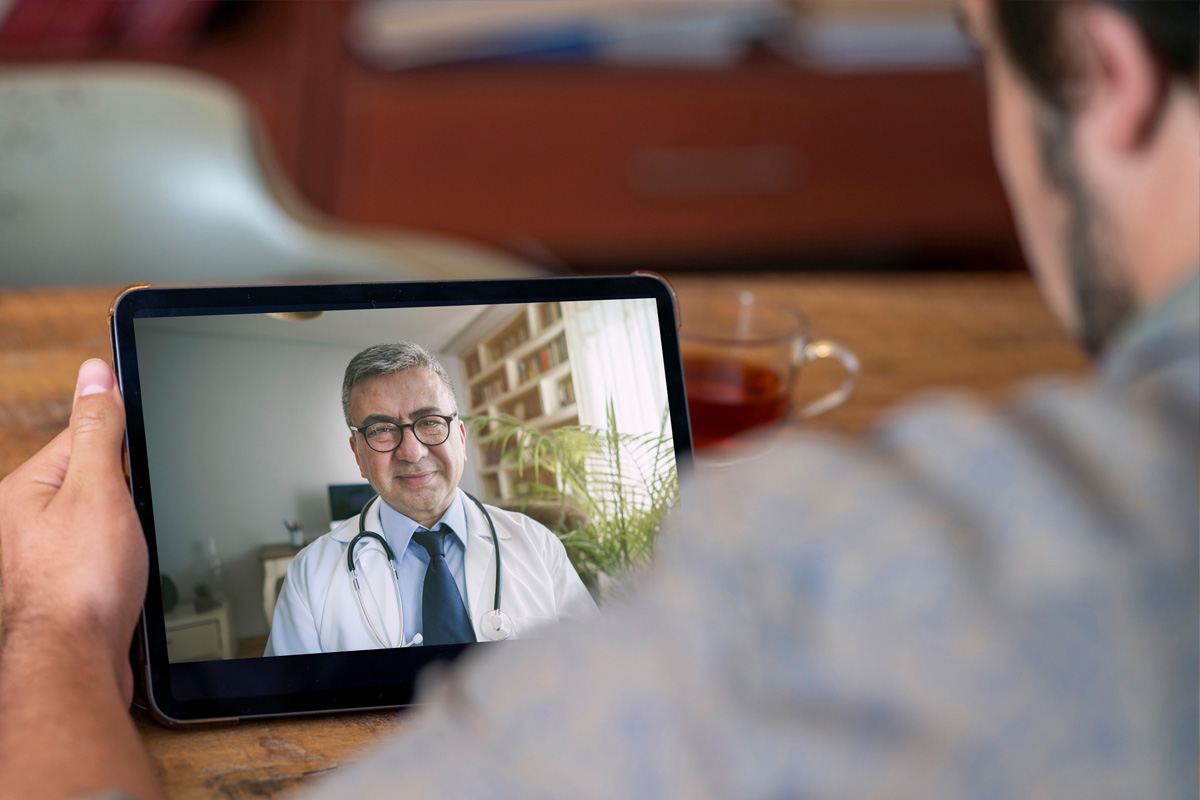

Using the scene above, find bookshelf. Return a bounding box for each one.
[459,302,578,502]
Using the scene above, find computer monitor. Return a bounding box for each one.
[328,483,377,524]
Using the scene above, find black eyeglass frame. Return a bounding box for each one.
[349,413,458,453]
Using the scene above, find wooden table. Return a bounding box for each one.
[0,274,1090,799]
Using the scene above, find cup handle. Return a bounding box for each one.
[794,340,860,421]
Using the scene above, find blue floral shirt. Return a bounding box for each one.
[306,272,1199,800]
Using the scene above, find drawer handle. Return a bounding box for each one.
[628,146,800,198]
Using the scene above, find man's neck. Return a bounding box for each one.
[1117,87,1200,312]
[380,491,464,538]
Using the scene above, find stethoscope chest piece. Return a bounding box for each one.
[480,609,513,641]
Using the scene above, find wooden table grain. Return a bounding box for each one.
[0,274,1090,799]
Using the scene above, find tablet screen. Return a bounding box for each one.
[112,277,690,722]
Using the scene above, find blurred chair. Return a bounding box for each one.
[0,64,542,286]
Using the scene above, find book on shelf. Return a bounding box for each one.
[515,334,570,383]
[556,378,575,407]
[490,324,529,361]
[546,333,568,369]
[508,399,537,421]
[519,354,537,381]
[473,375,507,406]
[485,445,502,467]
[463,353,481,379]
[537,302,563,328]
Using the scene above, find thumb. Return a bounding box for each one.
[62,359,128,493]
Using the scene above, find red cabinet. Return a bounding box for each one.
[1,1,1019,271]
[332,59,1013,267]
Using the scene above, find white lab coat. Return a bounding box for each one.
[264,496,599,655]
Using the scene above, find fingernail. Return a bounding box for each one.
[77,358,114,398]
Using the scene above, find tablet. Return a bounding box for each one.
[110,275,691,724]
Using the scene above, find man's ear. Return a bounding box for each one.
[458,420,468,462]
[1075,3,1163,153]
[349,435,368,480]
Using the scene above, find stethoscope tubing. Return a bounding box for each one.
[346,492,504,646]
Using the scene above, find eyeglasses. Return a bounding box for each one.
[350,414,456,453]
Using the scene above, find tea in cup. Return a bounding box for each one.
[679,288,858,451]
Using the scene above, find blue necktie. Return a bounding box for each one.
[411,526,474,645]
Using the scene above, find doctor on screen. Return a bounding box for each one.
[265,342,598,656]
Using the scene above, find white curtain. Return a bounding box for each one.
[562,298,670,438]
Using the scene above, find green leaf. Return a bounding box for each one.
[466,400,679,592]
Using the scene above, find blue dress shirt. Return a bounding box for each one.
[378,490,470,645]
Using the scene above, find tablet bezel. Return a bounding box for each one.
[110,275,691,724]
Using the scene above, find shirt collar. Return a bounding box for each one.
[378,489,468,554]
[1100,265,1200,388]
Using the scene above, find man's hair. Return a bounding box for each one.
[342,342,457,427]
[994,0,1199,112]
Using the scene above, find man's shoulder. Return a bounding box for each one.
[880,368,1195,497]
[471,500,565,550]
[670,374,1197,683]
[481,502,553,533]
[291,520,354,569]
[688,368,1197,566]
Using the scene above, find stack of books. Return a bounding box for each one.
[775,0,974,71]
[348,0,786,70]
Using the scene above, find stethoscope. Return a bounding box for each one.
[345,492,513,647]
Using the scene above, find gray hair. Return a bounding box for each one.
[342,342,456,427]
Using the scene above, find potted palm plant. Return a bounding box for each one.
[467,403,678,600]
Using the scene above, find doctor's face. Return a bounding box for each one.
[348,367,467,529]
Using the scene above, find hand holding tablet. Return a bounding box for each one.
[108,275,691,724]
[0,359,147,696]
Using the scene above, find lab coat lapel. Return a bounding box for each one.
[463,497,508,633]
[463,499,493,627]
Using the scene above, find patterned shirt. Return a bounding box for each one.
[303,272,1200,799]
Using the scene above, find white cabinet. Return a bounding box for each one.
[261,543,304,625]
[164,603,235,662]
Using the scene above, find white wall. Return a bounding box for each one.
[136,321,478,641]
